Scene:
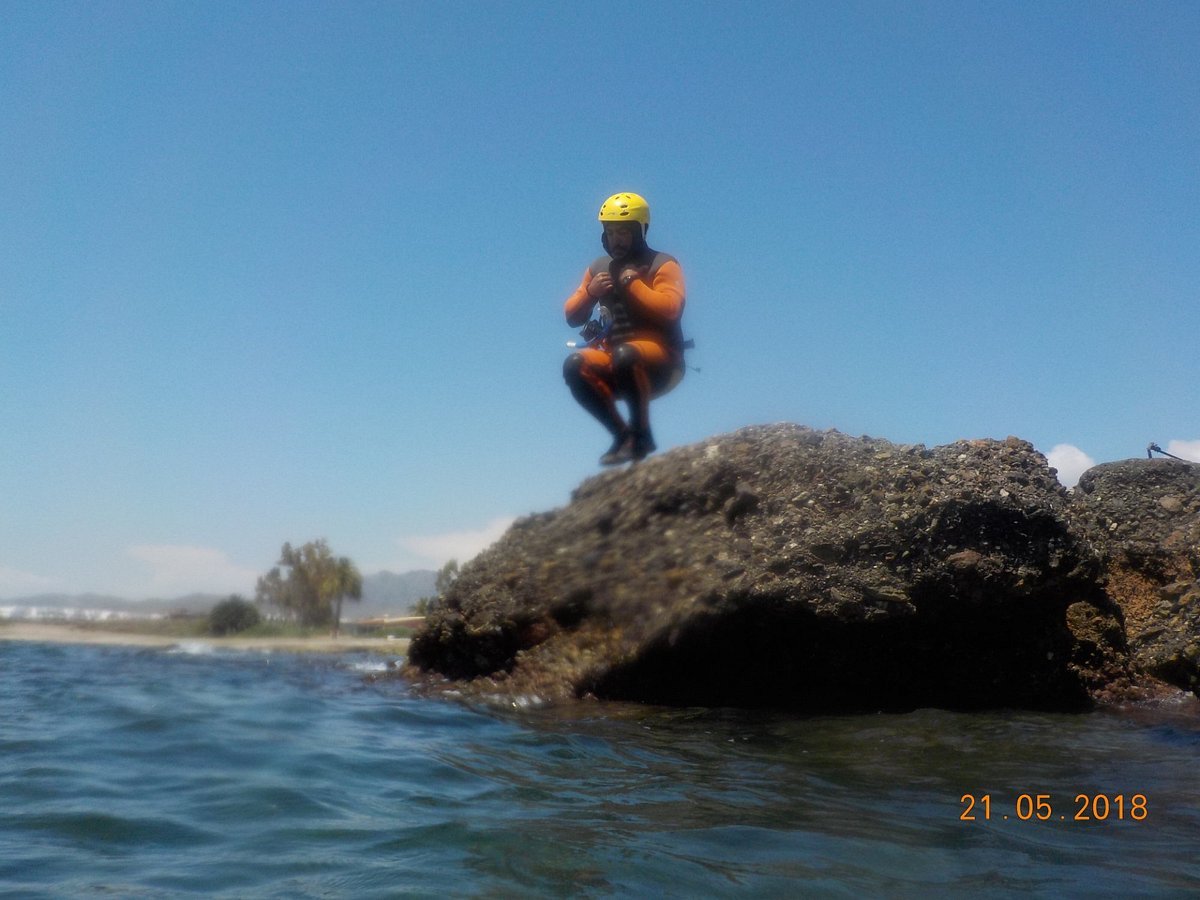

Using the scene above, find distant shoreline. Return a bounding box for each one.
[0,621,411,655]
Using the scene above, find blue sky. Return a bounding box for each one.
[2,1,1198,599]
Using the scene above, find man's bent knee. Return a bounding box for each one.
[563,353,586,384]
[612,343,642,378]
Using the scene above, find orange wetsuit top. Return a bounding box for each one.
[564,250,687,357]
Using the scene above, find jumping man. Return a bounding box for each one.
[562,192,688,465]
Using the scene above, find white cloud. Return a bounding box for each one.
[1045,444,1095,489]
[126,544,259,597]
[392,516,517,569]
[1165,440,1200,462]
[0,565,59,597]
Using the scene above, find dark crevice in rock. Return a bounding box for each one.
[588,598,1090,713]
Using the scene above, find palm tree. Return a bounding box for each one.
[326,555,362,638]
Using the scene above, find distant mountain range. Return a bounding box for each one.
[0,569,439,621]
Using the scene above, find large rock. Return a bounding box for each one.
[1069,459,1200,695]
[406,424,1141,711]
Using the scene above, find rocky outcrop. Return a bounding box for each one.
[405,424,1185,712]
[1069,459,1200,697]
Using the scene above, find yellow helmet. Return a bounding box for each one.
[598,192,650,227]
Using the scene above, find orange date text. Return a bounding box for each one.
[959,793,1148,822]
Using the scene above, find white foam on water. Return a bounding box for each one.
[348,658,403,674]
[168,641,217,656]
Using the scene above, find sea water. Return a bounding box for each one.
[1,640,1197,898]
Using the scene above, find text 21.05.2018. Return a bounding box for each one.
[960,793,1148,822]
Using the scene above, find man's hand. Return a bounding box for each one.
[587,272,614,298]
[618,266,642,287]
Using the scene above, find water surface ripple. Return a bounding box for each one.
[1,641,1197,897]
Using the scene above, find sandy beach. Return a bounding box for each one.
[0,621,411,655]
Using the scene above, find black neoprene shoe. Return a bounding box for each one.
[631,430,656,461]
[599,432,634,466]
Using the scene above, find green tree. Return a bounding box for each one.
[414,559,459,615]
[326,554,363,637]
[209,594,261,636]
[435,559,459,595]
[255,539,362,631]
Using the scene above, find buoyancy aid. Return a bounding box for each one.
[586,248,686,356]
